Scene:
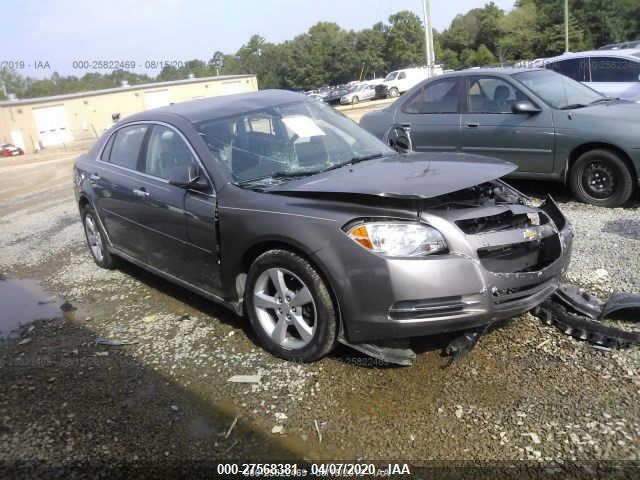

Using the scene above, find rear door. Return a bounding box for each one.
[394,77,461,152]
[132,124,220,293]
[588,56,640,98]
[458,75,555,173]
[94,124,150,260]
[545,57,590,84]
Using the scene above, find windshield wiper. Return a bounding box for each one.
[320,152,386,173]
[236,170,316,185]
[560,103,588,110]
[589,97,616,105]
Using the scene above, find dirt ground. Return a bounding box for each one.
[1,121,640,479]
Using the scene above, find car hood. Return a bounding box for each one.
[267,152,517,199]
[566,100,640,120]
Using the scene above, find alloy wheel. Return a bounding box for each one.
[84,213,104,262]
[252,267,316,350]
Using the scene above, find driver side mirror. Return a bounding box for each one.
[511,101,542,115]
[168,164,210,192]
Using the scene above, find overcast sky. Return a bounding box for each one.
[3,0,515,78]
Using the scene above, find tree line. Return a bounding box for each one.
[1,0,639,100]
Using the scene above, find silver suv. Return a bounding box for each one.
[542,49,640,101]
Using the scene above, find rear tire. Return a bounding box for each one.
[389,88,400,98]
[82,204,116,269]
[569,149,634,207]
[245,249,337,362]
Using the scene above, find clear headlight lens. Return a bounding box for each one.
[346,222,447,257]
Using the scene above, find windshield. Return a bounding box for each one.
[384,72,398,81]
[195,100,393,185]
[513,69,604,109]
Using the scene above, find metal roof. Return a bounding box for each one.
[0,74,255,108]
[542,49,640,64]
[125,89,305,123]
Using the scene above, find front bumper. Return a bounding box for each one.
[317,197,574,343]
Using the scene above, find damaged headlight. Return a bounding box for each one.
[346,222,447,257]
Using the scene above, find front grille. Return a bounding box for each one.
[456,210,546,235]
[491,280,551,306]
[478,233,562,273]
[375,85,389,97]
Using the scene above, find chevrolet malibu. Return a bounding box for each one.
[74,90,573,362]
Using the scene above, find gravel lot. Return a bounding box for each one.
[1,139,639,477]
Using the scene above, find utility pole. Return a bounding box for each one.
[422,0,435,77]
[564,0,569,53]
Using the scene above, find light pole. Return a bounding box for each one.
[564,0,569,53]
[422,0,435,77]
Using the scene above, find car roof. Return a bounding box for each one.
[543,49,640,63]
[444,67,543,78]
[125,89,306,124]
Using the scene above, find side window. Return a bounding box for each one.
[143,125,196,180]
[108,125,148,170]
[402,78,459,114]
[590,57,640,82]
[466,77,528,114]
[398,71,407,80]
[546,58,589,82]
[100,132,116,162]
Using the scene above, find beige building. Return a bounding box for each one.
[0,74,258,153]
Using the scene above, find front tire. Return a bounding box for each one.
[389,87,400,98]
[245,250,337,362]
[569,149,634,207]
[82,204,116,269]
[351,96,359,105]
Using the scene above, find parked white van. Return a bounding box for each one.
[374,66,443,99]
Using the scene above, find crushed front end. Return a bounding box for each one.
[328,181,573,343]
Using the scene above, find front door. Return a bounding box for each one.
[394,77,461,152]
[459,76,555,173]
[131,124,221,293]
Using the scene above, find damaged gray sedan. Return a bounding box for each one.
[74,90,573,363]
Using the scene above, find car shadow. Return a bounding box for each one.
[1,318,304,479]
[114,260,256,339]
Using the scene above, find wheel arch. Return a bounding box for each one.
[235,240,344,336]
[566,142,638,185]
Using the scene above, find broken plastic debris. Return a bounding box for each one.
[18,338,31,345]
[275,412,287,421]
[228,374,261,384]
[272,425,284,434]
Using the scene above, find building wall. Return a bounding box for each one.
[0,75,258,153]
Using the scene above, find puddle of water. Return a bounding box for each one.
[0,278,62,338]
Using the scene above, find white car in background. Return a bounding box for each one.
[542,49,640,101]
[374,66,442,99]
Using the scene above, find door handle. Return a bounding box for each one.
[132,188,150,198]
[465,122,480,128]
[89,173,101,181]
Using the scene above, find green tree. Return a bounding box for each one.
[475,44,497,66]
[384,11,425,69]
